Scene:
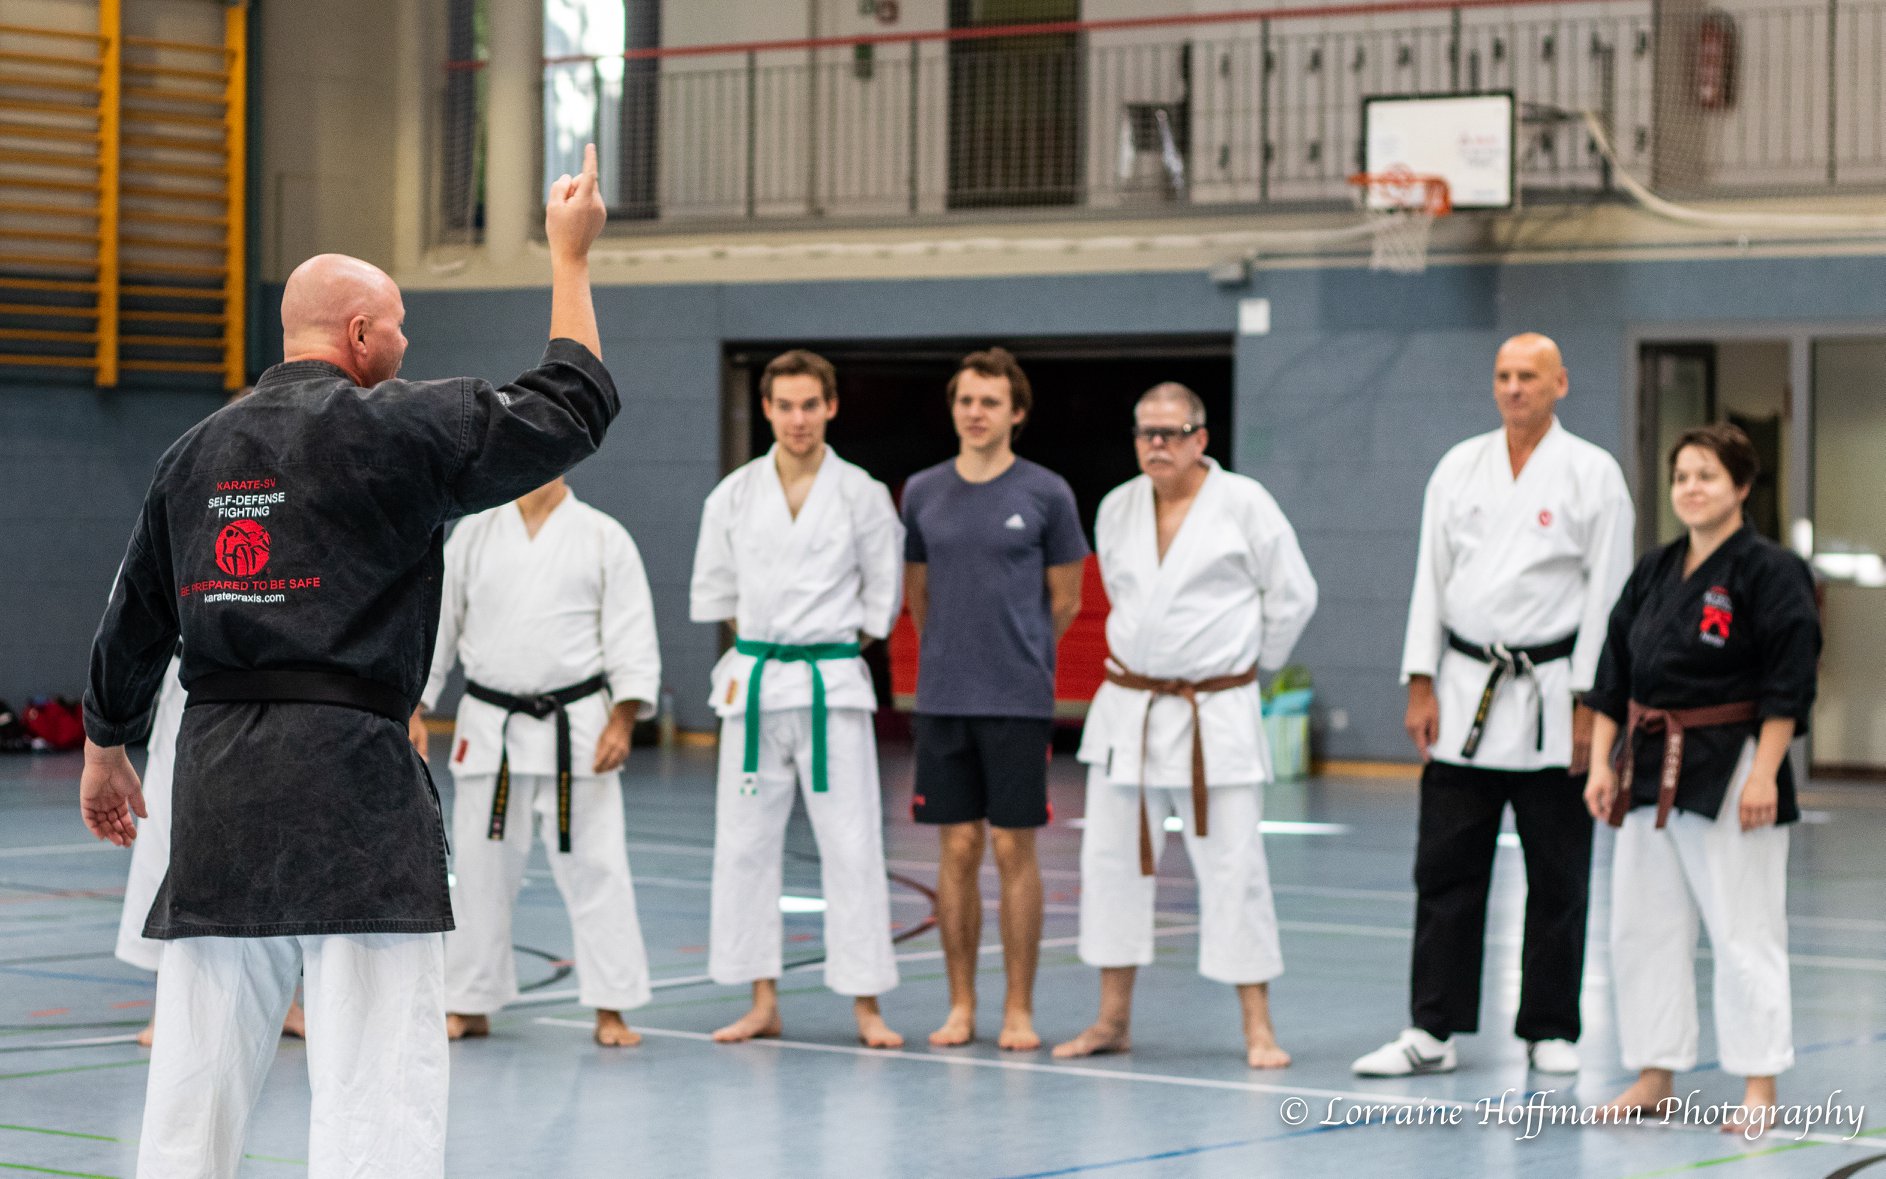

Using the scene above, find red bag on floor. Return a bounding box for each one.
[21,696,86,752]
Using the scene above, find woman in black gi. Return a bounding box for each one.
[1583,423,1819,1135]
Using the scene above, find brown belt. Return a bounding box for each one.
[1606,700,1761,829]
[1104,658,1260,875]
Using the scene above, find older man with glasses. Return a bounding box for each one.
[1052,381,1318,1070]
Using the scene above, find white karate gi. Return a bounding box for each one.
[1074,460,1318,984]
[690,446,903,996]
[139,932,446,1179]
[116,655,183,972]
[1610,739,1793,1076]
[1401,419,1635,770]
[422,492,660,1015]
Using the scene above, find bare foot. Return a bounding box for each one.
[1724,1079,1779,1138]
[1722,1107,1772,1138]
[712,1005,782,1043]
[593,1009,641,1047]
[1245,1035,1292,1070]
[1052,1022,1130,1059]
[281,1001,306,1040]
[997,1010,1041,1052]
[446,1012,490,1041]
[928,1005,975,1047]
[853,999,904,1050]
[136,1021,154,1049]
[1598,1073,1676,1117]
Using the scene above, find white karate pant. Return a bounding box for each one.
[116,669,185,972]
[1609,742,1793,1077]
[137,932,445,1179]
[445,772,652,1014]
[710,707,898,996]
[1076,766,1283,986]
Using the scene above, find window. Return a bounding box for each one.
[542,0,659,218]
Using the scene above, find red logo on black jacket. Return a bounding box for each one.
[215,519,272,577]
[1700,586,1733,647]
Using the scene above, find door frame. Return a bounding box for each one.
[1624,319,1886,777]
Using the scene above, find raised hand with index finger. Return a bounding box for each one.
[546,142,607,261]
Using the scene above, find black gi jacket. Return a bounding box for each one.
[1585,524,1819,824]
[83,339,619,937]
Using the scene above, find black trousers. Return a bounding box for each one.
[1409,760,1592,1043]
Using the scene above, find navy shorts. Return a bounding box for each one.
[911,714,1053,829]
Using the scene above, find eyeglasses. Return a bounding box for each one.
[1130,423,1202,444]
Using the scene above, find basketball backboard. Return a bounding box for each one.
[1361,93,1516,210]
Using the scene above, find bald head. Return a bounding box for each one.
[1497,332,1564,377]
[281,254,408,386]
[1492,331,1568,435]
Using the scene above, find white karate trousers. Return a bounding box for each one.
[1076,766,1284,986]
[116,662,185,972]
[137,932,446,1179]
[1610,742,1793,1077]
[445,772,652,1014]
[710,707,898,997]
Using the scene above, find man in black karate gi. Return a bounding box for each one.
[79,146,615,1179]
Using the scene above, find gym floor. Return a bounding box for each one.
[3,740,1883,1177]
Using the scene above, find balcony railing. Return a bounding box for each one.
[430,0,1886,243]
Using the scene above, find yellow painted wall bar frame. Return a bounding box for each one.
[221,1,245,392]
[0,2,245,390]
[96,0,120,386]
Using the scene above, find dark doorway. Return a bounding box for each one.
[1637,340,1786,549]
[724,337,1234,720]
[947,0,1085,209]
[724,336,1234,537]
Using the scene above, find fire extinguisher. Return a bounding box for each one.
[1693,11,1737,110]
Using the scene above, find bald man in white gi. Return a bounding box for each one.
[1054,382,1317,1069]
[690,348,904,1049]
[418,475,659,1047]
[1354,332,1633,1078]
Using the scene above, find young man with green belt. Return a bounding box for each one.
[689,349,906,1048]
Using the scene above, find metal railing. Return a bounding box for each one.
[431,0,1886,241]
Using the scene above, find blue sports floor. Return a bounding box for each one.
[2,740,1883,1177]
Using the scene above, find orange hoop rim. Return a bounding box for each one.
[1348,170,1452,215]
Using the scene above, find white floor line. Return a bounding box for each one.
[508,923,1203,1009]
[531,1018,1881,1150]
[0,842,118,860]
[0,1033,143,1052]
[532,1016,1474,1109]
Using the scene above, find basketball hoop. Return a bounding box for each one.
[1348,170,1451,274]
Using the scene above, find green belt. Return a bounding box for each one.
[734,637,862,793]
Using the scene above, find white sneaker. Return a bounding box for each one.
[1527,1038,1580,1074]
[1352,1028,1457,1076]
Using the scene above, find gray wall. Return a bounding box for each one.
[0,381,224,715]
[10,255,1882,753]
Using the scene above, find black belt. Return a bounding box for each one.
[1445,630,1578,758]
[186,669,409,724]
[464,674,608,854]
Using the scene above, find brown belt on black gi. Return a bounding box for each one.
[1606,699,1761,829]
[1103,658,1260,876]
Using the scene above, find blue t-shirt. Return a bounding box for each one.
[902,457,1090,718]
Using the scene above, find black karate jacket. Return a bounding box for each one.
[83,339,619,937]
[1585,524,1820,824]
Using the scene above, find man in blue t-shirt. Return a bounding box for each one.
[902,346,1089,1052]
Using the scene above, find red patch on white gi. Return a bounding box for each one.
[454,738,468,764]
[1537,509,1553,528]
